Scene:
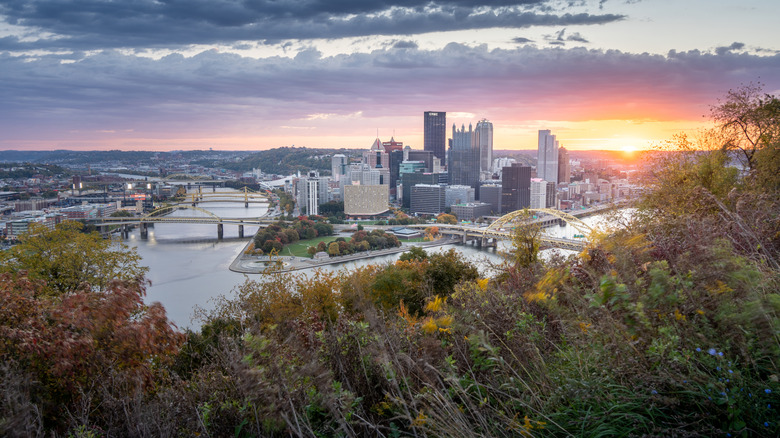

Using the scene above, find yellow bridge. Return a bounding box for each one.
[410,208,593,251]
[175,186,270,207]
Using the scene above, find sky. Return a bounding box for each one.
[1,0,779,152]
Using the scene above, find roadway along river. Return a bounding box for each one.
[129,189,616,329]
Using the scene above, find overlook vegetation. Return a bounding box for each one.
[0,86,779,436]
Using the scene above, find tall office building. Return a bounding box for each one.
[424,111,446,166]
[558,146,571,184]
[448,123,480,198]
[501,164,531,214]
[537,130,559,183]
[297,171,329,216]
[331,154,348,182]
[474,119,493,178]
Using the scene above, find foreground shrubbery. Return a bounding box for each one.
[1,86,778,436]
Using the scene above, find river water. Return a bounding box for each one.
[129,189,615,329]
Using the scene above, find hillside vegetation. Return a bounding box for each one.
[1,86,778,437]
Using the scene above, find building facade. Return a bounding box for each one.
[410,184,446,215]
[474,119,493,178]
[344,185,389,217]
[448,123,480,198]
[423,111,447,166]
[501,164,531,214]
[451,202,492,221]
[537,129,559,183]
[558,146,571,184]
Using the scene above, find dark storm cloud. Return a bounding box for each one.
[0,0,624,50]
[2,44,779,140]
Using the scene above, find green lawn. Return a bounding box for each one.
[281,235,340,258]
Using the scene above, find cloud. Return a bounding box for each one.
[512,37,535,43]
[391,40,419,49]
[0,1,624,51]
[715,41,745,56]
[543,27,588,46]
[2,44,779,146]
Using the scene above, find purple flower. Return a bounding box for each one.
[766,389,773,394]
[728,369,733,374]
[651,390,658,395]
[696,347,701,352]
[708,348,717,355]
[718,351,724,356]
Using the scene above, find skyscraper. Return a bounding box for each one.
[331,154,347,182]
[537,129,559,183]
[474,119,493,177]
[558,146,571,184]
[501,164,531,213]
[424,111,446,166]
[448,123,480,198]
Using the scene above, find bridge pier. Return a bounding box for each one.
[140,223,148,239]
[238,224,244,238]
[245,202,249,208]
[121,225,129,239]
[217,223,223,240]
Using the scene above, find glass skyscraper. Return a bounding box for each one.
[424,111,446,166]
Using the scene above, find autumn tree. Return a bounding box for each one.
[436,213,457,225]
[0,221,148,297]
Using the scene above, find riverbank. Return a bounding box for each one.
[229,236,461,274]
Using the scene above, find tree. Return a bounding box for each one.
[327,241,340,256]
[436,213,457,225]
[0,221,148,297]
[399,246,428,262]
[711,83,780,171]
[510,210,543,269]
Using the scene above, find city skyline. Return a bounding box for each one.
[1,1,780,152]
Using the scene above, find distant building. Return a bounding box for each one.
[448,123,481,198]
[501,164,531,213]
[530,178,556,209]
[296,170,329,216]
[382,137,404,152]
[344,185,390,217]
[537,130,559,183]
[331,154,348,182]
[451,202,492,221]
[405,148,436,172]
[400,172,440,209]
[424,111,447,166]
[410,184,446,215]
[445,185,475,208]
[479,183,502,215]
[474,119,493,178]
[558,146,571,184]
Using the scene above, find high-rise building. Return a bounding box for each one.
[448,123,480,198]
[401,172,440,208]
[501,164,531,213]
[382,137,404,152]
[424,111,446,166]
[537,130,559,183]
[558,146,571,184]
[474,119,493,178]
[297,170,329,216]
[479,183,502,215]
[331,154,348,182]
[445,185,475,207]
[410,184,446,215]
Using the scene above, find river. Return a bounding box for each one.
[129,189,617,329]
